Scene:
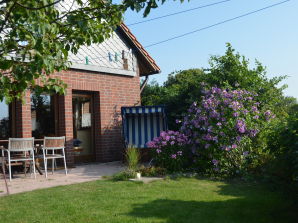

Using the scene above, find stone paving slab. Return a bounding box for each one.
[0,162,124,196]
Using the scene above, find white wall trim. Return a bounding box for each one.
[70,63,136,77]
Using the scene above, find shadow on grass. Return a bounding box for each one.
[127,181,297,223]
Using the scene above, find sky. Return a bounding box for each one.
[122,0,298,98]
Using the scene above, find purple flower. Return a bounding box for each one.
[236,119,246,133]
[216,122,222,126]
[171,154,177,159]
[249,129,259,137]
[236,136,242,142]
[251,106,258,112]
[233,112,239,117]
[264,110,274,121]
[160,131,166,138]
[203,134,213,141]
[243,151,249,156]
[264,110,271,116]
[205,144,211,149]
[243,109,249,115]
[253,115,259,119]
[156,149,162,154]
[231,144,237,149]
[225,146,231,151]
[212,159,219,165]
[213,136,218,142]
[210,111,220,119]
[176,119,182,124]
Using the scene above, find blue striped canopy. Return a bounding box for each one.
[121,106,168,148]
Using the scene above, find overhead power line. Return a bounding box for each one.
[127,0,232,26]
[144,0,291,48]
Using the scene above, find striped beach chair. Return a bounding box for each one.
[121,106,168,148]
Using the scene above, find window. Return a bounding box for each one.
[73,96,92,130]
[31,94,55,138]
[0,100,10,139]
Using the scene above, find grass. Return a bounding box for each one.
[0,178,296,223]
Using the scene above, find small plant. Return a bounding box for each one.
[112,146,140,181]
[112,170,136,181]
[138,165,167,177]
[125,145,140,172]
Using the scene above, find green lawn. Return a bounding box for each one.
[0,178,296,223]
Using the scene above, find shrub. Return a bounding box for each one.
[125,146,140,172]
[112,170,136,181]
[146,130,190,172]
[267,112,298,185]
[180,87,275,176]
[138,166,167,177]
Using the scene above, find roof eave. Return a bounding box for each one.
[117,23,161,76]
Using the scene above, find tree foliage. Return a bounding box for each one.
[142,69,205,129]
[0,0,185,102]
[141,44,294,129]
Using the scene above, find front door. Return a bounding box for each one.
[72,92,95,163]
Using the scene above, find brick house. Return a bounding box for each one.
[0,24,160,165]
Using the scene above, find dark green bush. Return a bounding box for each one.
[266,112,298,185]
[138,166,167,177]
[112,170,136,181]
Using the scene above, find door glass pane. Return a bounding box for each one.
[72,94,94,162]
[31,94,55,138]
[0,100,10,139]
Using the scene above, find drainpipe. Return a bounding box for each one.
[140,75,149,94]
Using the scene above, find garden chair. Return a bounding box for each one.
[121,106,168,163]
[42,136,67,178]
[3,138,36,181]
[0,153,9,194]
[121,106,168,149]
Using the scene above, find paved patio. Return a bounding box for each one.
[0,162,124,196]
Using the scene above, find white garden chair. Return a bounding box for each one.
[4,138,36,181]
[42,136,67,178]
[0,153,9,194]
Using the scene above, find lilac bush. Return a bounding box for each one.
[180,87,275,175]
[146,130,190,172]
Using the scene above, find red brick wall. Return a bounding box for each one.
[15,91,32,138]
[53,69,141,164]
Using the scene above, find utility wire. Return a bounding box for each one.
[144,0,291,48]
[127,0,232,26]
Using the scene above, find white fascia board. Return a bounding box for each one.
[70,63,136,77]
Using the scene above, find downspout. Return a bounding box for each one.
[140,75,149,94]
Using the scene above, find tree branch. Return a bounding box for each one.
[52,0,75,23]
[15,0,61,10]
